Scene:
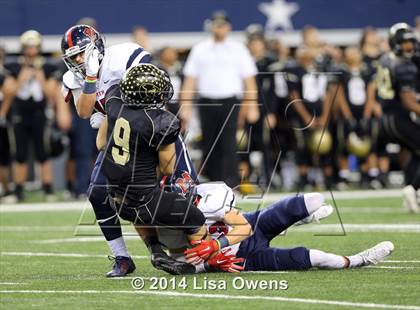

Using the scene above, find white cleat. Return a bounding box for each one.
[402,185,420,214]
[356,241,394,266]
[295,204,334,225]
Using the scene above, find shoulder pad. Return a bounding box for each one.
[196,183,235,221]
[395,59,417,77]
[149,110,180,148]
[62,71,83,90]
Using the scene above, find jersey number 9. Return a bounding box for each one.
[112,117,131,165]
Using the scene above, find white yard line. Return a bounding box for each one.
[366,266,420,269]
[385,260,420,263]
[1,252,419,271]
[0,189,403,213]
[0,252,147,259]
[0,283,26,285]
[15,223,415,241]
[293,224,420,233]
[0,202,89,213]
[0,289,418,310]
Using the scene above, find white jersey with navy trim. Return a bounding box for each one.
[61,42,150,114]
[195,182,236,226]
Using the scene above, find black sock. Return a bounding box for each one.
[143,236,166,255]
[15,184,24,201]
[43,183,53,195]
[66,181,74,193]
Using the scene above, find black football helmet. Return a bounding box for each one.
[389,23,416,57]
[119,64,174,108]
[61,24,105,79]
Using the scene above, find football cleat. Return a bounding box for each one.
[295,204,334,226]
[106,256,136,278]
[151,253,195,275]
[355,241,394,266]
[402,185,419,214]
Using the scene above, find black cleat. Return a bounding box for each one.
[151,253,195,275]
[106,256,136,278]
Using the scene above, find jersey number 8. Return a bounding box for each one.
[112,118,131,166]
[376,66,395,100]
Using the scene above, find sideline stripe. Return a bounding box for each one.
[0,289,418,310]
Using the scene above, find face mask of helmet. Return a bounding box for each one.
[61,25,105,80]
[62,43,90,80]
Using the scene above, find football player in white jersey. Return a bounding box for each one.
[61,25,197,277]
[157,172,394,273]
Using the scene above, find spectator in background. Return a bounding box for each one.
[243,28,276,187]
[359,27,381,74]
[154,46,183,115]
[0,46,16,202]
[132,25,150,51]
[180,11,259,187]
[5,30,63,201]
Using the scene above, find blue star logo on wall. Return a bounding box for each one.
[259,0,300,31]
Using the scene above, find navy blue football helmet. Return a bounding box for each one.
[61,24,105,79]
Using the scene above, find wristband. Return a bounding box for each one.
[217,235,230,249]
[83,77,97,94]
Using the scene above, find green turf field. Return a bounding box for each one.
[1,192,419,309]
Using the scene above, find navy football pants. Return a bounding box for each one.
[237,195,312,271]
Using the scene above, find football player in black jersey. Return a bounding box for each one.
[5,30,65,202]
[287,47,334,190]
[332,46,382,188]
[376,23,420,212]
[0,47,16,202]
[97,64,206,274]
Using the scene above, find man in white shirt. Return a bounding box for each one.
[180,11,260,187]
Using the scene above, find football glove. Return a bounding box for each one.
[184,239,220,262]
[207,249,245,273]
[84,44,100,78]
[90,112,105,129]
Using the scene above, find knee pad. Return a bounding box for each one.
[88,186,116,220]
[303,192,325,214]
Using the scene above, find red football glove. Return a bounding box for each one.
[184,239,220,263]
[207,249,245,273]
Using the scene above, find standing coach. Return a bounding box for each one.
[180,11,259,187]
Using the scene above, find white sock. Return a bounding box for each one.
[108,237,129,257]
[309,249,347,269]
[347,254,364,268]
[303,193,325,215]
